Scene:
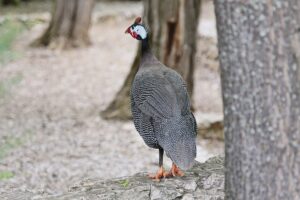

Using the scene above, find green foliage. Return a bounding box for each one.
[0,171,14,180]
[1,0,21,6]
[119,179,129,187]
[0,1,51,15]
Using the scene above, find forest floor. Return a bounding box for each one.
[0,1,223,196]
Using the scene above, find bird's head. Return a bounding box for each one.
[125,17,148,40]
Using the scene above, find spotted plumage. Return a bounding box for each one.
[126,17,197,179]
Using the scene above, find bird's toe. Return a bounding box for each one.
[165,163,184,178]
[148,166,166,181]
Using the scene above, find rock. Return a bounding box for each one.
[1,156,224,200]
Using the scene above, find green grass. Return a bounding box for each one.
[0,171,14,180]
[0,130,33,160]
[119,179,129,187]
[0,73,23,98]
[0,18,43,64]
[0,20,27,98]
[0,19,25,64]
[0,131,34,181]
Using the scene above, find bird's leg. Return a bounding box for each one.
[148,148,167,181]
[165,163,184,178]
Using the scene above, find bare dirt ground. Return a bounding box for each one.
[0,1,223,196]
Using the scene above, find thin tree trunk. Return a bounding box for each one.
[102,0,200,120]
[32,0,94,49]
[214,0,300,199]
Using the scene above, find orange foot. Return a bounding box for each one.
[165,163,184,178]
[148,166,168,181]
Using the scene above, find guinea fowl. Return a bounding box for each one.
[126,17,197,180]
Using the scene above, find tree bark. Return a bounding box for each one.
[214,0,300,199]
[33,0,94,49]
[102,0,200,120]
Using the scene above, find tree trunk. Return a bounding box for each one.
[33,0,94,49]
[102,0,200,120]
[214,0,300,199]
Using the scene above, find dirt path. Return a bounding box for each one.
[0,1,223,196]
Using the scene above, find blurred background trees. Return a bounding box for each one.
[214,0,300,199]
[33,0,94,49]
[2,0,20,6]
[1,0,28,6]
[101,0,201,120]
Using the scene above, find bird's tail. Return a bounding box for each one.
[156,114,197,170]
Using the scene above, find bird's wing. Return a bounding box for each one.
[131,67,196,155]
[163,69,191,115]
[190,112,197,135]
[131,95,159,148]
[132,72,180,119]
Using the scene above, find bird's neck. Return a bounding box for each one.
[140,38,155,65]
[141,38,150,55]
